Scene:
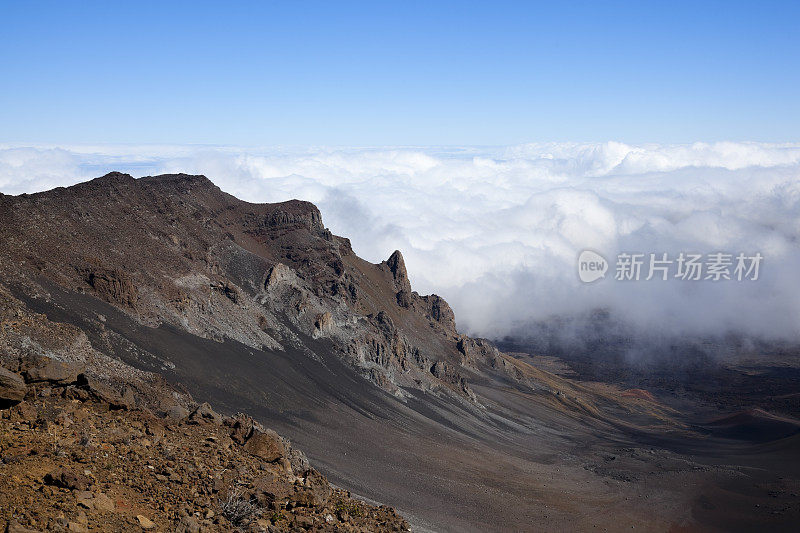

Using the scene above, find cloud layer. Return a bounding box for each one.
[2,142,799,350]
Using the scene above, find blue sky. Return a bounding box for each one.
[1,1,798,145]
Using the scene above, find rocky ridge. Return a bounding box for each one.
[0,173,518,402]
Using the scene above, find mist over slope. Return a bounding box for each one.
[2,142,799,351]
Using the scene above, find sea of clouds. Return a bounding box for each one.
[2,142,799,357]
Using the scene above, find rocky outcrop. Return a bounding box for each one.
[423,294,456,333]
[0,172,497,416]
[210,280,239,303]
[385,250,412,293]
[313,312,333,335]
[0,367,26,407]
[18,355,83,385]
[264,263,299,289]
[242,429,287,463]
[430,360,475,400]
[457,336,522,380]
[188,402,223,425]
[265,204,324,231]
[78,266,138,309]
[396,289,412,308]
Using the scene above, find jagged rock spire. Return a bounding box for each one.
[386,250,411,293]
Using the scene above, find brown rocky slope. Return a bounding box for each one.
[0,355,408,532]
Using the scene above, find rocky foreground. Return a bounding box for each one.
[0,357,409,532]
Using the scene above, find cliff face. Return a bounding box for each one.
[0,172,501,401]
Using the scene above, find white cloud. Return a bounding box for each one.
[2,141,799,349]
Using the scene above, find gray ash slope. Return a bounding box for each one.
[2,172,799,532]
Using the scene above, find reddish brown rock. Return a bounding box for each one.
[75,374,132,409]
[78,266,138,309]
[0,367,27,407]
[19,356,83,385]
[384,250,412,293]
[44,468,92,491]
[242,429,286,462]
[226,413,256,444]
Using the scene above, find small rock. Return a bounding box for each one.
[177,515,200,533]
[67,523,88,533]
[136,515,155,530]
[295,515,314,529]
[11,402,36,422]
[44,468,92,491]
[93,492,115,512]
[75,490,94,509]
[121,387,136,408]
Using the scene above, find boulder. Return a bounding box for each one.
[210,280,239,303]
[226,413,256,444]
[164,404,189,421]
[20,356,83,385]
[75,374,132,409]
[242,429,286,462]
[290,470,332,507]
[187,402,222,425]
[0,367,27,408]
